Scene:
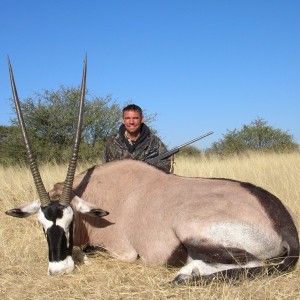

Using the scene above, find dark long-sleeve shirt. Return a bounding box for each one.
[103,124,171,173]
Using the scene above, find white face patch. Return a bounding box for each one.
[38,205,74,232]
[48,255,74,275]
[38,205,74,249]
[37,204,75,274]
[38,208,53,232]
[56,206,74,231]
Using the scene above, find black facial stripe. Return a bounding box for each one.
[47,225,68,262]
[40,202,74,263]
[68,220,74,256]
[45,220,74,262]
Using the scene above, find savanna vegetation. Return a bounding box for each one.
[1,152,299,299]
[0,86,157,165]
[0,87,122,165]
[0,86,298,166]
[208,118,298,156]
[1,84,299,298]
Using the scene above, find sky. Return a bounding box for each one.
[1,0,299,149]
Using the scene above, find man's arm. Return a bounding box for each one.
[102,139,119,163]
[145,137,172,173]
[103,138,131,163]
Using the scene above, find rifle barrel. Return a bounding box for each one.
[145,131,214,163]
[169,131,214,152]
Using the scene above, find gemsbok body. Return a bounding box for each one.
[6,58,299,283]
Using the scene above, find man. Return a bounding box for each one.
[103,104,171,173]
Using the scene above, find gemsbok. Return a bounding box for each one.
[5,57,299,284]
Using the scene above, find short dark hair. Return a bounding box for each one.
[122,104,143,117]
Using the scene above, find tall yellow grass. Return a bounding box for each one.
[0,152,299,300]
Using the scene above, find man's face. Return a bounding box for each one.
[122,110,144,135]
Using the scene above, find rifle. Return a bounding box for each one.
[145,131,213,163]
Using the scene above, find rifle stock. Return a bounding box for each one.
[145,131,213,163]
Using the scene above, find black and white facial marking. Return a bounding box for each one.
[38,201,75,275]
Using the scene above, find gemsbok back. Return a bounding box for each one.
[6,58,299,284]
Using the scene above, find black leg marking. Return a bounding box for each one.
[83,245,107,255]
[184,240,258,265]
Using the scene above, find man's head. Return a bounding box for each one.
[122,104,144,138]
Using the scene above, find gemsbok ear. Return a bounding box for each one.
[71,196,109,218]
[5,200,41,218]
[84,208,109,218]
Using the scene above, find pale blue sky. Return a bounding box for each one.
[1,1,299,149]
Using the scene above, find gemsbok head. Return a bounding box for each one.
[6,57,108,275]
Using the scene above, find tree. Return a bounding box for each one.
[3,85,158,165]
[84,97,121,146]
[6,86,123,163]
[207,118,299,156]
[0,125,26,165]
[176,145,202,157]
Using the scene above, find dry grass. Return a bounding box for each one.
[1,152,300,299]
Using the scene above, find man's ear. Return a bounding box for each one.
[5,200,41,218]
[71,196,109,218]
